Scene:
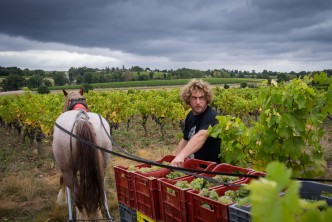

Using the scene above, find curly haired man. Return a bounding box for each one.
[171,79,221,167]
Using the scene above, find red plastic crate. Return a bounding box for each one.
[114,155,176,209]
[133,169,170,220]
[186,169,265,222]
[157,163,252,222]
[132,157,215,220]
[165,158,217,181]
[182,158,217,172]
[200,163,254,185]
[114,165,137,209]
[158,176,196,222]
[187,185,244,222]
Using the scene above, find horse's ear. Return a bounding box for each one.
[62,89,68,96]
[79,88,84,95]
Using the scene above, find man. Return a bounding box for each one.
[171,79,221,167]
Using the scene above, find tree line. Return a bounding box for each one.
[1,65,331,92]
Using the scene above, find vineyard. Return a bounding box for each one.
[0,75,332,221]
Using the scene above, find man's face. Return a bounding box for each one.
[189,91,208,115]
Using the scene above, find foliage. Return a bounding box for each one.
[52,71,69,86]
[82,83,94,93]
[240,82,248,88]
[2,74,26,91]
[37,85,50,94]
[246,162,332,222]
[209,78,332,177]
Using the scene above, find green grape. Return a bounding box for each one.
[209,189,219,200]
[201,203,213,210]
[218,195,234,204]
[138,165,161,173]
[189,178,205,190]
[166,171,186,179]
[204,181,217,188]
[167,187,175,195]
[225,190,237,199]
[127,165,138,171]
[162,161,171,165]
[199,188,210,197]
[213,175,239,183]
[175,181,191,189]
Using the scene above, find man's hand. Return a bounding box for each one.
[171,155,185,167]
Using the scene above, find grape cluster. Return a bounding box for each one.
[166,171,186,179]
[173,178,208,191]
[127,165,161,172]
[196,185,250,205]
[213,175,239,183]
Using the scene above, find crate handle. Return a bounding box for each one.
[139,180,147,186]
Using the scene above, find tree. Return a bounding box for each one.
[137,73,150,81]
[123,71,133,81]
[83,72,93,83]
[27,75,43,89]
[43,79,53,87]
[52,72,69,86]
[149,71,154,80]
[240,82,248,88]
[68,67,78,83]
[2,74,26,91]
[131,66,143,72]
[277,73,291,83]
[37,85,50,94]
[82,83,93,93]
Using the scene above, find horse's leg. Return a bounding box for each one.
[103,178,113,220]
[56,172,77,206]
[56,175,67,206]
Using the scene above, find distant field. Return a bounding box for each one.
[0,78,264,94]
[50,78,263,90]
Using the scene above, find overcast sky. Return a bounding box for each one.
[0,0,331,72]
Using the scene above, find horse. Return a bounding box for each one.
[52,88,112,220]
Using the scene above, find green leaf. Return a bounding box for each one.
[266,162,292,192]
[301,209,322,222]
[248,179,285,222]
[322,208,332,222]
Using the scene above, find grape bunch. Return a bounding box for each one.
[196,185,250,205]
[173,178,208,191]
[166,171,186,179]
[127,165,161,172]
[219,186,250,204]
[213,175,239,183]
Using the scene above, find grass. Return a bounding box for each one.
[0,115,331,221]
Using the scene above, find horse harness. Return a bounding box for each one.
[67,97,90,112]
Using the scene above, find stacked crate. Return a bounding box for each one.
[114,155,217,221]
[157,163,257,222]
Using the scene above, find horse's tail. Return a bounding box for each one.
[75,119,104,216]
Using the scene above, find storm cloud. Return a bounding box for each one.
[0,0,331,72]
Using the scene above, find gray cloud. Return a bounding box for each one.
[0,0,331,72]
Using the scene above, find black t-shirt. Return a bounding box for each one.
[183,106,221,163]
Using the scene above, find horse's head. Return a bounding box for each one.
[63,88,89,112]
